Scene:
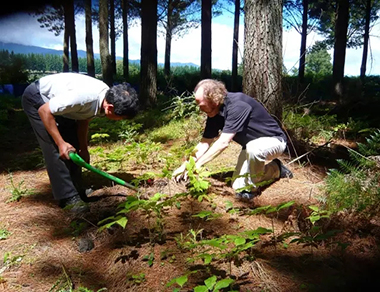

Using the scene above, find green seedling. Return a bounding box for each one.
[166,271,198,292]
[7,174,34,203]
[192,210,222,221]
[142,253,155,267]
[0,229,10,240]
[126,273,146,285]
[194,275,235,292]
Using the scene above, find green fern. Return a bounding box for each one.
[325,129,380,213]
[357,129,380,156]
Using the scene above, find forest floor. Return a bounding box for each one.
[1,112,380,292]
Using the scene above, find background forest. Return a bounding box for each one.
[1,0,380,291]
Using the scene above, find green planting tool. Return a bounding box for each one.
[69,152,138,191]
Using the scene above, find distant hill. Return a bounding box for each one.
[0,41,199,68]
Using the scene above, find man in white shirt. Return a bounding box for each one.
[22,72,139,213]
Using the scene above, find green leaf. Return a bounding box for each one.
[309,205,319,212]
[202,254,213,265]
[194,286,208,292]
[115,216,128,228]
[276,201,295,211]
[176,275,188,287]
[307,215,320,225]
[214,278,234,290]
[193,211,213,219]
[204,275,217,289]
[225,200,234,210]
[234,237,246,246]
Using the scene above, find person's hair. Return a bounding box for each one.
[105,83,139,117]
[194,79,227,104]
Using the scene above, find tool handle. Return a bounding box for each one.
[69,152,138,191]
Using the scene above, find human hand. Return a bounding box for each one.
[58,142,76,160]
[172,162,189,183]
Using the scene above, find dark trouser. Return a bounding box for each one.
[21,81,82,201]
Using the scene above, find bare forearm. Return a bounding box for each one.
[195,139,229,168]
[38,103,65,147]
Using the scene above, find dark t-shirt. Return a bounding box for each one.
[203,92,286,148]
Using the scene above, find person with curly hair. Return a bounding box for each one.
[172,79,292,200]
[22,72,139,212]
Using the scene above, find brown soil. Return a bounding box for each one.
[1,141,380,292]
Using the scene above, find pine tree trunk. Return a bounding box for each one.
[360,0,371,82]
[140,0,158,107]
[65,0,78,72]
[164,0,173,77]
[243,0,283,118]
[85,0,95,77]
[201,0,212,79]
[99,0,113,86]
[110,0,117,75]
[332,0,349,100]
[231,0,240,91]
[298,0,308,84]
[63,27,69,72]
[122,0,129,80]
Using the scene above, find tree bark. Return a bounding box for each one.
[85,0,95,77]
[65,0,78,72]
[140,0,158,107]
[63,23,69,72]
[298,0,308,84]
[164,0,173,77]
[231,0,240,91]
[243,0,283,118]
[201,0,212,79]
[99,0,113,86]
[332,0,349,100]
[360,0,371,82]
[122,0,129,80]
[110,0,117,75]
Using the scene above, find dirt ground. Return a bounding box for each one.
[1,140,380,292]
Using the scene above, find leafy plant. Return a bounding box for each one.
[192,210,222,221]
[290,205,341,250]
[325,130,380,213]
[186,158,211,202]
[6,174,34,203]
[194,276,235,292]
[126,273,146,285]
[143,253,155,267]
[0,228,10,240]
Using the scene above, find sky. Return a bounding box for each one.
[0,11,379,76]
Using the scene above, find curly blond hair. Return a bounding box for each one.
[194,79,227,105]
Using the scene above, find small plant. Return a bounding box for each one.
[118,121,142,143]
[325,130,380,213]
[3,252,24,269]
[186,158,211,202]
[0,228,10,240]
[142,253,155,267]
[192,210,222,221]
[126,273,146,285]
[290,205,341,250]
[6,174,34,203]
[194,275,235,292]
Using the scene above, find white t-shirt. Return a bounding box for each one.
[38,73,109,120]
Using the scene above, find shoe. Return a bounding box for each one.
[273,159,293,179]
[59,195,89,214]
[78,188,94,202]
[236,191,259,201]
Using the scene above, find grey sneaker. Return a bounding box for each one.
[59,195,89,213]
[235,189,261,201]
[273,159,293,179]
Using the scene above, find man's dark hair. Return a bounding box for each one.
[105,83,139,117]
